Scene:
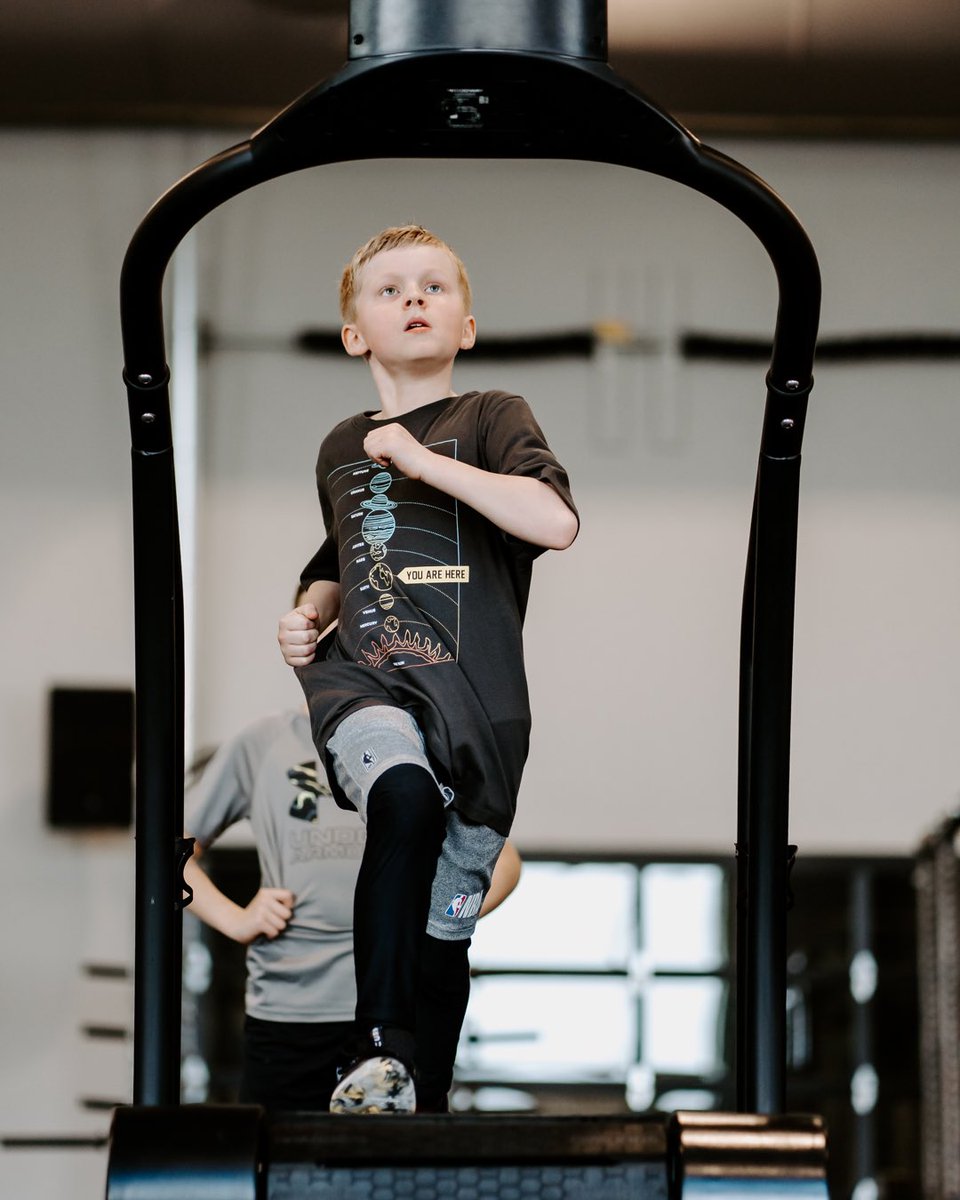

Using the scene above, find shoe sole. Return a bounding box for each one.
[329,1055,416,1114]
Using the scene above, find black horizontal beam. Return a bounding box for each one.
[202,324,959,363]
[2,1134,109,1150]
[685,331,960,362]
[81,1024,131,1041]
[82,962,131,979]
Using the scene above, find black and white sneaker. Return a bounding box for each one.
[329,1025,416,1115]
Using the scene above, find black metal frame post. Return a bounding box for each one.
[121,6,819,1112]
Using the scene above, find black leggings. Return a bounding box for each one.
[353,763,447,1028]
[414,932,472,1112]
[353,763,472,1109]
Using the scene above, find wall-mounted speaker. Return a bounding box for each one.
[47,686,134,828]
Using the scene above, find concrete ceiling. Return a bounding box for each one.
[0,0,957,135]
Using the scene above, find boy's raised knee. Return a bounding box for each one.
[367,763,446,846]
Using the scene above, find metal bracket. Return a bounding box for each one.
[175,836,196,912]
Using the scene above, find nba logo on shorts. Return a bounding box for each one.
[445,891,483,919]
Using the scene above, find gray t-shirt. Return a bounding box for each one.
[185,709,365,1022]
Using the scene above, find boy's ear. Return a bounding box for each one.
[341,323,369,358]
[460,315,477,351]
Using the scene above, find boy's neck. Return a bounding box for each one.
[367,360,456,419]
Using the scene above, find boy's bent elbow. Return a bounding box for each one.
[548,506,579,551]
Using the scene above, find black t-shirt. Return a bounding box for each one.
[297,389,577,836]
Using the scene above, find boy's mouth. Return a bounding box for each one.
[405,318,430,331]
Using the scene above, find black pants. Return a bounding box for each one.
[239,1015,353,1111]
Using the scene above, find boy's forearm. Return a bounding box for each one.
[304,579,341,629]
[419,452,578,550]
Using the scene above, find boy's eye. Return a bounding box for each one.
[424,283,443,294]
[380,285,399,297]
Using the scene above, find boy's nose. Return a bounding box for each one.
[404,292,425,306]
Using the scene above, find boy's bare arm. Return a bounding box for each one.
[364,424,578,551]
[479,839,522,918]
[184,842,295,944]
[278,579,341,667]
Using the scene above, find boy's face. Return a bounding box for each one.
[341,244,476,372]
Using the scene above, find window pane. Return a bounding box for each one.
[470,862,638,970]
[458,976,637,1083]
[640,864,727,971]
[642,978,726,1074]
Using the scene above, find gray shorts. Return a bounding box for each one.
[326,706,505,941]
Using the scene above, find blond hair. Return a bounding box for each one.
[339,225,473,322]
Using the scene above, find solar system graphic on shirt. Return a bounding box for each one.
[325,439,468,672]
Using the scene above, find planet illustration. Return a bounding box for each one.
[362,510,396,545]
[384,615,400,634]
[368,563,395,592]
[369,471,394,494]
[378,593,395,611]
[369,542,387,561]
[361,494,397,512]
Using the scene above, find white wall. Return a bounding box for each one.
[1,130,958,1194]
